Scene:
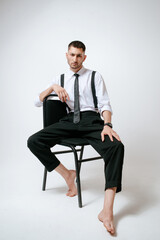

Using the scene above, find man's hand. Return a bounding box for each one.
[101,125,121,142]
[53,84,70,102]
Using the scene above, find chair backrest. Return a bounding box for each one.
[43,94,67,127]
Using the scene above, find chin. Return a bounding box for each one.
[71,66,78,70]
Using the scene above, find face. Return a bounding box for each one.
[66,46,87,72]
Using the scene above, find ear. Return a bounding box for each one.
[83,55,87,62]
[66,52,68,58]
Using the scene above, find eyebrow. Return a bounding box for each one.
[70,53,82,56]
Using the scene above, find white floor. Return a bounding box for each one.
[1,146,160,240]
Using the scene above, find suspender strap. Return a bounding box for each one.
[60,74,64,87]
[91,71,98,110]
[60,74,71,112]
[61,71,98,111]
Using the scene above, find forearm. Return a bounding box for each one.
[101,110,121,142]
[39,84,69,103]
[39,86,54,102]
[102,110,112,124]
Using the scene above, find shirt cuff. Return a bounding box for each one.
[34,95,43,107]
[99,105,113,116]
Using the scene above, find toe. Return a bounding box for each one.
[66,190,71,196]
[68,192,76,197]
[103,221,115,234]
[110,221,115,234]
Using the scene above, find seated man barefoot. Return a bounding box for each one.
[27,40,124,235]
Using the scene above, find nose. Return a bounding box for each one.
[73,56,77,62]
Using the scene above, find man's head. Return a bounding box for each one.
[68,41,86,52]
[66,40,87,72]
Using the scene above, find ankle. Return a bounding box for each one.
[64,170,75,182]
[102,208,113,217]
[64,171,71,181]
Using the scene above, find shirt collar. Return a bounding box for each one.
[67,66,86,78]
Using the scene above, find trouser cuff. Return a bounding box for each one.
[105,181,122,193]
[46,160,61,172]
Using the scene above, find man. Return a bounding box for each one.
[27,40,124,235]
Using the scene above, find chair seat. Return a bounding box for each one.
[59,137,89,146]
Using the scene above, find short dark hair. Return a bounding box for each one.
[68,40,86,52]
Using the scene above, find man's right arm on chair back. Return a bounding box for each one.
[39,84,70,103]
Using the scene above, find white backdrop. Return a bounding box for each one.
[1,0,160,179]
[1,1,160,239]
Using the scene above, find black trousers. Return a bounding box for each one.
[27,111,124,193]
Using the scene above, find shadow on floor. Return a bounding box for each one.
[114,167,158,230]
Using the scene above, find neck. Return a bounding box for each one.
[70,65,83,73]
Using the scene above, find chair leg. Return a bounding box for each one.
[78,146,84,173]
[42,167,47,191]
[71,146,82,208]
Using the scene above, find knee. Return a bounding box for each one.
[116,141,125,162]
[113,138,124,147]
[119,141,124,150]
[113,140,124,153]
[27,133,39,150]
[119,141,124,153]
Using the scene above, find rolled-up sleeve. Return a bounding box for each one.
[34,94,43,107]
[95,72,113,115]
[34,77,59,107]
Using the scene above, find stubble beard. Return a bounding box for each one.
[70,62,82,71]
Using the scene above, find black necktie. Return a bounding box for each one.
[73,73,80,123]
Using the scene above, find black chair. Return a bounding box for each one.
[42,94,102,208]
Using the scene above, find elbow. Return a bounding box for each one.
[34,96,43,107]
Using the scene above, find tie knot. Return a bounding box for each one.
[74,73,79,78]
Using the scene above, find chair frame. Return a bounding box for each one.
[42,94,102,208]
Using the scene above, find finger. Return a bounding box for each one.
[108,133,113,142]
[66,93,70,101]
[64,92,70,102]
[59,92,63,101]
[59,92,65,102]
[112,132,121,141]
[63,90,69,100]
[61,91,69,102]
[101,132,104,142]
[116,135,121,141]
[58,93,62,101]
[115,134,121,141]
[61,92,66,102]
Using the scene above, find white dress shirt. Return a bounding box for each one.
[35,66,112,115]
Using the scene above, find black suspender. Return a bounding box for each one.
[60,74,64,88]
[91,71,98,110]
[60,71,98,110]
[60,73,70,112]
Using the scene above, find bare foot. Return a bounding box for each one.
[98,210,115,235]
[98,210,104,222]
[65,170,77,197]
